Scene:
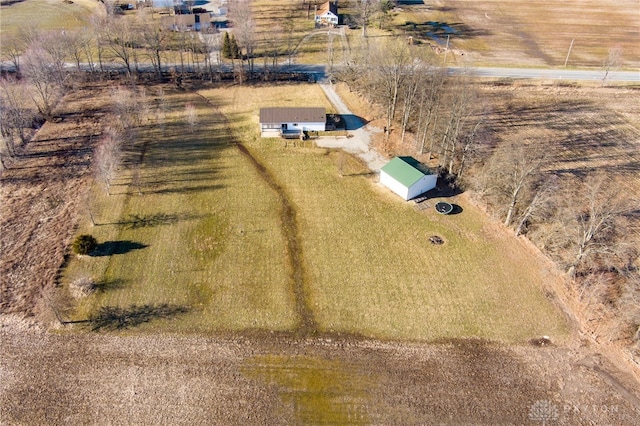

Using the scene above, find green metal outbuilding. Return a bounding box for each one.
[379,157,437,200]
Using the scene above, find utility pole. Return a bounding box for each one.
[327,31,334,75]
[443,34,450,66]
[564,39,575,68]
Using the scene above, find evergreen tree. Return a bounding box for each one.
[222,32,232,59]
[230,34,241,59]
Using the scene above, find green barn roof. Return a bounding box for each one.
[380,156,432,187]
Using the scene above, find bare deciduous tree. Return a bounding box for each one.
[416,68,447,157]
[0,137,11,171]
[61,30,85,72]
[184,103,198,133]
[602,46,623,87]
[21,46,62,118]
[356,0,379,38]
[94,128,122,195]
[514,177,556,237]
[200,32,222,78]
[283,8,299,66]
[37,31,72,83]
[398,56,425,145]
[106,16,137,76]
[137,10,168,79]
[619,273,640,341]
[90,9,111,73]
[560,174,630,277]
[335,41,370,92]
[1,35,26,76]
[0,79,35,149]
[371,39,411,140]
[230,0,257,73]
[438,75,478,174]
[110,86,147,131]
[487,141,549,227]
[456,117,485,180]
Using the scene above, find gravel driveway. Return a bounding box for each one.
[318,83,388,171]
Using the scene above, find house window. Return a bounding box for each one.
[293,123,298,126]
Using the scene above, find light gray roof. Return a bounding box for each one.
[259,107,325,124]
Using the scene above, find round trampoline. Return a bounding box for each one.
[435,202,454,215]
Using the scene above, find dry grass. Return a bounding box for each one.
[0,0,98,35]
[64,87,297,333]
[395,0,640,68]
[3,80,639,424]
[476,83,640,243]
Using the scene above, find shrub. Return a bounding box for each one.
[70,276,96,298]
[72,234,98,255]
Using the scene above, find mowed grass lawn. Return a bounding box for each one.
[66,89,297,333]
[66,83,567,341]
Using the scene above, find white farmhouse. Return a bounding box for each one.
[315,1,339,27]
[379,156,438,200]
[259,107,326,138]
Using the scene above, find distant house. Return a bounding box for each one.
[315,1,339,27]
[152,0,176,9]
[161,13,212,31]
[379,156,437,200]
[259,107,326,138]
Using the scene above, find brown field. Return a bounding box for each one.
[389,0,640,68]
[2,323,640,424]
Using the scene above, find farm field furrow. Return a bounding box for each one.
[425,0,640,68]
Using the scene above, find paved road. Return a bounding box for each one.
[448,66,640,82]
[3,60,638,82]
[281,64,640,83]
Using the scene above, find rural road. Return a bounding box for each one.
[2,61,638,82]
[274,64,640,83]
[449,66,640,82]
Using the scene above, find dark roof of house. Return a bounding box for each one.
[259,107,326,124]
[316,1,338,17]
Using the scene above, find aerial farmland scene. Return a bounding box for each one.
[1,0,640,424]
